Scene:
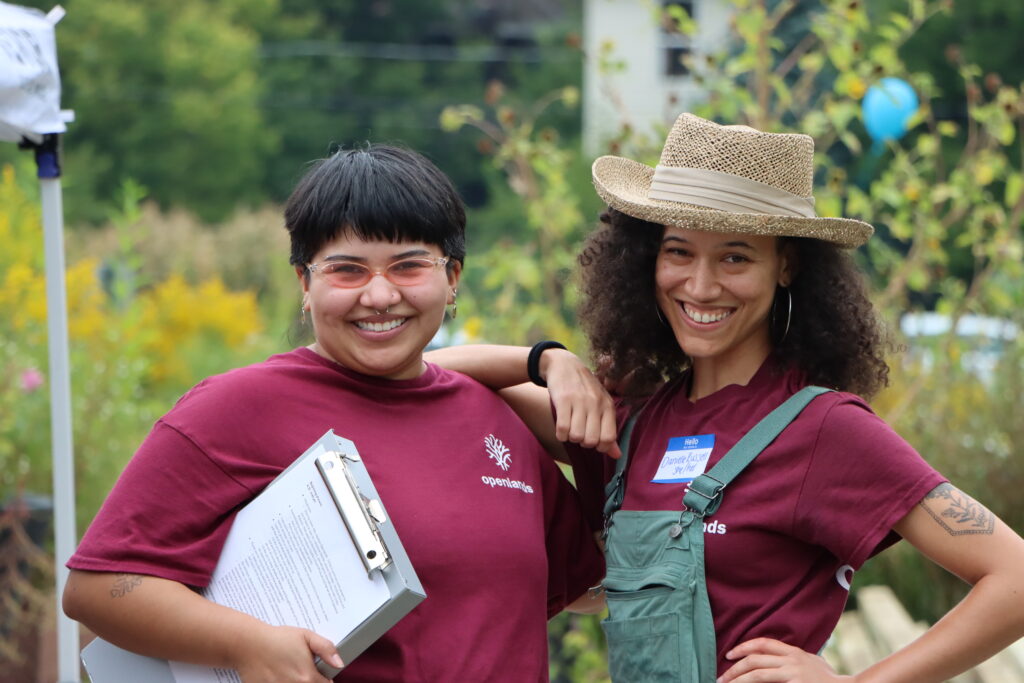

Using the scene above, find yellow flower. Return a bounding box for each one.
[137,274,262,383]
[462,316,484,342]
[848,77,867,100]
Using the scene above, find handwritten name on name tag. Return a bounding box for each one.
[652,434,714,484]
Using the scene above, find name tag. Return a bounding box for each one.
[652,435,714,484]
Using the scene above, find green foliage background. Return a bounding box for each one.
[2,0,1023,679]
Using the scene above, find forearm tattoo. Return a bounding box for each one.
[920,483,994,536]
[110,573,144,598]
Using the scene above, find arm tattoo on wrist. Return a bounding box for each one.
[920,483,994,536]
[110,573,144,598]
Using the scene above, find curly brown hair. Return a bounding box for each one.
[576,208,893,398]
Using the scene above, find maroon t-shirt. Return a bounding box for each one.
[70,348,604,682]
[569,358,945,676]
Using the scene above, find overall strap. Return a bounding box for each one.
[683,385,832,517]
[602,411,639,522]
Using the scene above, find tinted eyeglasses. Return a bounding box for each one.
[306,256,449,288]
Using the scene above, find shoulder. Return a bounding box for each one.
[164,349,324,421]
[795,388,942,487]
[424,362,522,405]
[801,390,899,446]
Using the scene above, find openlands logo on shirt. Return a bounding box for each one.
[485,434,511,470]
[480,434,534,494]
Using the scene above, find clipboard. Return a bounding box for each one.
[80,430,425,682]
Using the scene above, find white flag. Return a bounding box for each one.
[0,2,67,142]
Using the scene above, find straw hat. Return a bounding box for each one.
[591,113,873,248]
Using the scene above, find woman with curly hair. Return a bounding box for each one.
[577,209,890,401]
[428,113,1024,682]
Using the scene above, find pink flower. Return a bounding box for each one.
[20,368,44,393]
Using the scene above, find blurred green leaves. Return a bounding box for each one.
[57,0,275,222]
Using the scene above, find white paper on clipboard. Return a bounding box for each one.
[81,431,425,682]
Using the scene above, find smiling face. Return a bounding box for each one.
[655,225,792,389]
[299,234,460,380]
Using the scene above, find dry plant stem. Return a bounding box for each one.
[790,64,821,114]
[773,33,819,81]
[0,506,54,667]
[755,0,800,123]
[753,0,771,128]
[528,89,568,123]
[924,107,947,181]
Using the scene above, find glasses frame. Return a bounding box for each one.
[306,255,450,289]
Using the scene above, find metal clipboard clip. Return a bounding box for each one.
[315,448,391,576]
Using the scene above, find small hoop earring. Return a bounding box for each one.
[655,304,669,327]
[772,287,792,343]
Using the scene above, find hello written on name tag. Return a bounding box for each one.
[651,435,715,484]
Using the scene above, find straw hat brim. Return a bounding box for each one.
[592,156,873,248]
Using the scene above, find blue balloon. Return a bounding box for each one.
[862,77,918,142]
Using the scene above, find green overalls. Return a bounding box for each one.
[600,386,831,682]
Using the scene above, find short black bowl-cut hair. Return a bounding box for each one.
[284,144,466,271]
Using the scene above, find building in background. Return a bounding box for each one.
[582,0,731,154]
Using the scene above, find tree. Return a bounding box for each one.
[53,0,277,221]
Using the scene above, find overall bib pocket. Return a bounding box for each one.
[601,511,699,682]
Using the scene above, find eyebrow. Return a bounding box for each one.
[320,248,432,263]
[661,236,757,250]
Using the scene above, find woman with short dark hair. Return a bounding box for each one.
[63,144,604,683]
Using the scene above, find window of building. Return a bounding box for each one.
[662,0,694,77]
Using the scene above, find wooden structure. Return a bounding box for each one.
[824,585,1024,682]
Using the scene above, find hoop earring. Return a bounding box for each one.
[772,286,792,343]
[655,304,669,327]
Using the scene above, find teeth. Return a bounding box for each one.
[356,318,406,332]
[683,306,731,324]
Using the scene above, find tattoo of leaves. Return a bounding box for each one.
[921,483,994,536]
[110,573,143,598]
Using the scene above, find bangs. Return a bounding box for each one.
[285,145,466,266]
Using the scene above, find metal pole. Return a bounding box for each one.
[32,134,80,682]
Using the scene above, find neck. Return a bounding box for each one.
[688,343,772,402]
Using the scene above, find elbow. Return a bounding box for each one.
[564,589,606,615]
[62,570,94,624]
[566,602,606,616]
[62,572,83,621]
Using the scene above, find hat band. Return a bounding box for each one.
[648,166,817,218]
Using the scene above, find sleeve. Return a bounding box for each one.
[564,400,633,533]
[564,442,611,534]
[67,420,253,587]
[792,397,947,569]
[540,459,606,618]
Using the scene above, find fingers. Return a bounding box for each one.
[718,653,786,682]
[556,388,617,454]
[719,639,843,683]
[602,406,622,459]
[304,631,344,672]
[545,353,618,454]
[726,637,797,660]
[235,625,339,683]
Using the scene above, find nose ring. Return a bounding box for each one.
[374,306,391,315]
